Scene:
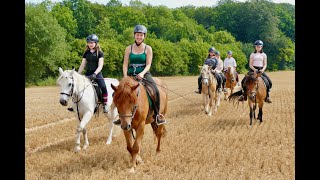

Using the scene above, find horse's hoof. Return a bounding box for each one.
[136,156,143,164]
[74,146,81,152]
[83,145,89,150]
[106,141,111,145]
[128,167,135,173]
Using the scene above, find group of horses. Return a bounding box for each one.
[56,65,268,173]
[199,65,267,126]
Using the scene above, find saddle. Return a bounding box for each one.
[91,81,103,113]
[140,78,157,116]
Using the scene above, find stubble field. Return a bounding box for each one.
[25,71,295,179]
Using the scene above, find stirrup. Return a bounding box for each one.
[223,88,227,92]
[217,88,222,92]
[156,114,167,125]
[113,119,121,125]
[194,90,201,94]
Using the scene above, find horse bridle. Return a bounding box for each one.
[117,84,141,127]
[60,76,74,98]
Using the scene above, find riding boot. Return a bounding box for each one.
[195,76,202,94]
[238,86,247,101]
[102,93,109,113]
[265,91,272,103]
[154,100,167,125]
[216,74,222,92]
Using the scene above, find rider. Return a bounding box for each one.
[212,50,227,93]
[68,34,109,113]
[238,40,272,103]
[113,24,167,125]
[223,50,240,86]
[194,47,218,94]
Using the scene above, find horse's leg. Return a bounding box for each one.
[75,112,93,151]
[203,94,208,114]
[156,125,165,153]
[106,106,117,145]
[123,130,134,172]
[257,101,264,122]
[249,101,254,127]
[128,124,145,173]
[82,127,89,150]
[217,92,221,107]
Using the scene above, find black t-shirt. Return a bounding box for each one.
[82,50,104,74]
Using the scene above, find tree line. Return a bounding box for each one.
[25,0,295,85]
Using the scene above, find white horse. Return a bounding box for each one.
[57,67,120,152]
[199,65,221,115]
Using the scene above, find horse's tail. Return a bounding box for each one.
[228,90,243,102]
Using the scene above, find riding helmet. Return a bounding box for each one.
[86,34,99,43]
[254,40,263,46]
[134,25,147,34]
[208,47,215,52]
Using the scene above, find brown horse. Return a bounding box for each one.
[199,65,221,115]
[228,71,267,126]
[224,66,237,100]
[111,76,168,173]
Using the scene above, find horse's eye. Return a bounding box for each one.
[68,83,72,86]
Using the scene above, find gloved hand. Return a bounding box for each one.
[88,73,96,80]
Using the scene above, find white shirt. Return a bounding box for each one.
[215,58,224,73]
[250,52,266,67]
[223,57,237,71]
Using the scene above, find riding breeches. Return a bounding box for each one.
[86,72,108,95]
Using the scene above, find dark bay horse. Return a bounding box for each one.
[224,66,237,100]
[199,65,221,115]
[111,76,168,173]
[228,71,267,126]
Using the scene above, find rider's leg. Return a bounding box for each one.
[144,72,167,125]
[238,76,247,101]
[96,73,109,113]
[221,72,227,92]
[215,73,222,92]
[195,75,202,94]
[261,73,272,103]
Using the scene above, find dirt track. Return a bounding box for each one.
[25,71,295,179]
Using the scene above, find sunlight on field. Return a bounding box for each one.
[25,71,295,179]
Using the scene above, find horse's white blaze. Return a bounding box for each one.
[56,67,120,151]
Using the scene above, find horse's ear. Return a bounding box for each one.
[70,68,75,76]
[198,65,203,70]
[131,83,139,91]
[111,83,118,91]
[59,67,64,75]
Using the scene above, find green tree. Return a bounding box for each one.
[25,4,69,84]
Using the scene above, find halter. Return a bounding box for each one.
[60,74,92,121]
[118,84,141,127]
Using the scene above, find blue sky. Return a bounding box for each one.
[25,0,295,8]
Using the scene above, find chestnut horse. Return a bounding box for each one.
[228,71,267,126]
[111,76,168,173]
[224,66,237,100]
[199,65,221,115]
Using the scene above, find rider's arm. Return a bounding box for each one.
[78,58,86,74]
[123,46,131,78]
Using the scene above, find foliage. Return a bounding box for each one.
[25,0,295,86]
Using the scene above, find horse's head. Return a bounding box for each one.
[245,71,260,100]
[56,67,75,106]
[226,66,236,82]
[200,65,211,86]
[111,77,139,131]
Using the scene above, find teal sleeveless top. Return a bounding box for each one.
[127,45,147,75]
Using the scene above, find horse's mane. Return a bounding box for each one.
[113,77,138,105]
[56,69,89,92]
[245,71,257,84]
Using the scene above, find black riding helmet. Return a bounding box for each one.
[254,40,263,46]
[208,47,215,53]
[214,51,220,55]
[86,34,99,43]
